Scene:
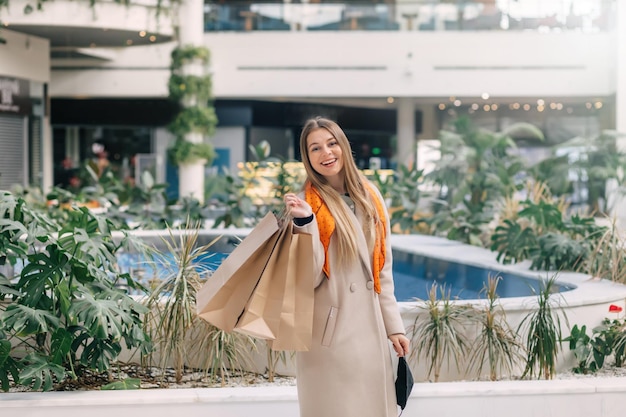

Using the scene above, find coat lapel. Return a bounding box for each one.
[348,205,374,279]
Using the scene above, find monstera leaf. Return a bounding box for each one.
[19,353,66,392]
[0,338,20,392]
[2,304,61,336]
[530,232,589,271]
[101,377,141,390]
[491,219,537,264]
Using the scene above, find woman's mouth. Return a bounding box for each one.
[321,158,337,166]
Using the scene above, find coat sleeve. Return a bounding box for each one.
[371,184,406,336]
[293,216,326,289]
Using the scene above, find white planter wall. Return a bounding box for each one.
[2,378,626,417]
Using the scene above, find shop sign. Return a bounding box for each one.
[0,77,31,115]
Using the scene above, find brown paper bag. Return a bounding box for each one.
[234,225,291,340]
[196,212,281,332]
[268,228,314,351]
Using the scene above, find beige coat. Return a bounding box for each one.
[293,188,406,417]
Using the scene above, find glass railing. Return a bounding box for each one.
[203,0,615,33]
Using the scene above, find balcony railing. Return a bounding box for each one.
[203,0,615,33]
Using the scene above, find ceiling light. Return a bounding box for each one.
[387,97,394,104]
[139,31,147,37]
[481,92,489,100]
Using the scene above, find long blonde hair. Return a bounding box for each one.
[299,117,381,265]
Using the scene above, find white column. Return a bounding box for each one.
[616,1,626,143]
[611,0,626,227]
[178,0,204,45]
[176,0,207,203]
[41,116,53,192]
[178,162,206,202]
[396,98,416,168]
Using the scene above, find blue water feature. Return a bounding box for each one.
[115,248,575,301]
[115,251,230,285]
[392,250,575,302]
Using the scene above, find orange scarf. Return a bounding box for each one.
[304,182,386,294]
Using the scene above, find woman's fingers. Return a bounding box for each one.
[390,334,411,357]
[283,194,311,218]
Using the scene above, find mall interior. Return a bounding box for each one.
[0,0,625,218]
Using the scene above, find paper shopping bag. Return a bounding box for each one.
[234,225,291,340]
[268,227,314,351]
[196,212,282,331]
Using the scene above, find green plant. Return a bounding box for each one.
[530,131,626,216]
[168,74,213,102]
[385,164,431,234]
[426,117,526,246]
[564,313,626,375]
[581,217,626,283]
[212,141,290,228]
[592,316,626,367]
[170,45,210,68]
[168,107,218,140]
[167,137,216,166]
[144,219,215,382]
[143,220,255,384]
[409,284,474,382]
[490,219,537,264]
[563,325,605,374]
[468,275,524,381]
[0,192,152,391]
[518,274,567,379]
[193,323,257,385]
[491,196,604,272]
[166,44,218,168]
[430,201,494,246]
[211,168,256,228]
[529,232,589,271]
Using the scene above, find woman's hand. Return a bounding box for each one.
[389,334,410,357]
[284,193,313,218]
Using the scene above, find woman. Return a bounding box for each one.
[284,117,410,417]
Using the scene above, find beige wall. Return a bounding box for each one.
[0,29,49,83]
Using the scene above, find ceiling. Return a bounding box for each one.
[7,24,172,49]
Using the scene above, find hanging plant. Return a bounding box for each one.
[170,45,210,70]
[168,106,218,138]
[168,74,213,102]
[166,44,218,167]
[167,138,215,166]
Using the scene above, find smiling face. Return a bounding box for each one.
[306,127,345,186]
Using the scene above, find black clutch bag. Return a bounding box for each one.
[395,356,414,413]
